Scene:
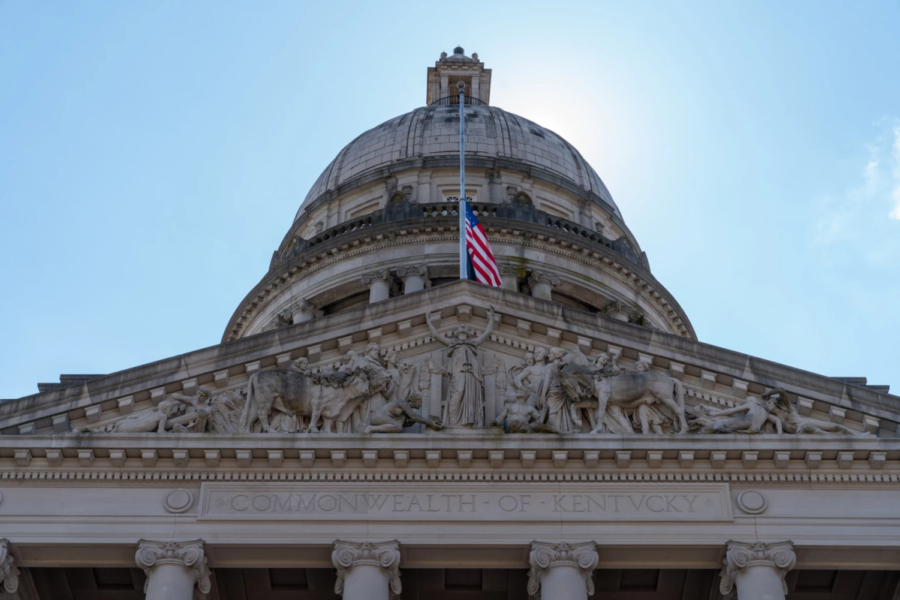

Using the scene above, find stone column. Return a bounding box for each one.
[333,540,401,600]
[499,264,522,292]
[362,270,392,304]
[0,540,20,594]
[604,300,632,322]
[397,264,429,294]
[291,298,319,324]
[136,540,211,600]
[529,270,560,301]
[528,541,598,600]
[719,541,796,600]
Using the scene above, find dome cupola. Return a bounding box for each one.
[224,51,694,342]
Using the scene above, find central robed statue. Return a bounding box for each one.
[426,306,495,427]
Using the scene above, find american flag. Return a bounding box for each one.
[464,201,501,287]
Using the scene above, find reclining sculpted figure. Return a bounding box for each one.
[365,392,443,433]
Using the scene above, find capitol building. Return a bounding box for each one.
[1,49,899,600]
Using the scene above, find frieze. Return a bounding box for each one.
[197,482,733,522]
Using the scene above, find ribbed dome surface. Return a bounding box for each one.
[298,104,618,219]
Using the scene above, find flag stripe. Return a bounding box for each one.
[463,201,501,287]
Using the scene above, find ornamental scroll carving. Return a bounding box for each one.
[0,539,19,594]
[332,540,402,596]
[135,539,211,595]
[527,541,598,597]
[719,540,795,597]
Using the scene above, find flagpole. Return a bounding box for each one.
[457,80,467,280]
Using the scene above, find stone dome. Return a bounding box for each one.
[297,103,620,221]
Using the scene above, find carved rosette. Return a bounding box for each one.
[0,539,19,594]
[527,541,598,597]
[332,540,402,596]
[719,540,796,597]
[135,539,211,594]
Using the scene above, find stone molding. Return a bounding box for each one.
[0,539,19,594]
[719,540,796,597]
[332,540,402,596]
[527,540,598,597]
[135,539,211,594]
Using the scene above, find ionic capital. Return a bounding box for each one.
[529,269,561,286]
[527,540,598,597]
[719,540,795,597]
[499,263,524,277]
[333,540,402,596]
[291,297,318,313]
[361,269,392,286]
[135,539,211,594]
[395,264,428,280]
[0,540,19,594]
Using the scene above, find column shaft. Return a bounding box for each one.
[342,563,391,600]
[145,563,196,600]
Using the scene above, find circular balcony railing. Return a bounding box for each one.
[429,95,487,106]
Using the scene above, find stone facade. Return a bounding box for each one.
[1,50,899,599]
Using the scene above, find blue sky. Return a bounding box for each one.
[1,1,898,399]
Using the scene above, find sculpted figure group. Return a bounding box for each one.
[495,346,688,435]
[76,308,868,437]
[238,344,442,434]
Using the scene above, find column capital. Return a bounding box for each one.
[136,539,211,595]
[499,263,524,277]
[719,540,796,597]
[290,297,319,314]
[0,539,19,594]
[527,540,598,597]
[529,269,561,286]
[333,540,402,596]
[361,269,392,286]
[395,264,428,280]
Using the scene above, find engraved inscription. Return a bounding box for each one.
[198,483,732,522]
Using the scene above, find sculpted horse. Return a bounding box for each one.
[589,370,688,434]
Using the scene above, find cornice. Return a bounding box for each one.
[2,433,898,485]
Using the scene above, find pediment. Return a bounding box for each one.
[1,281,898,440]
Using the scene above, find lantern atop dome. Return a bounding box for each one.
[427,47,492,106]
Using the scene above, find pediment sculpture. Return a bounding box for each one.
[70,311,870,438]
